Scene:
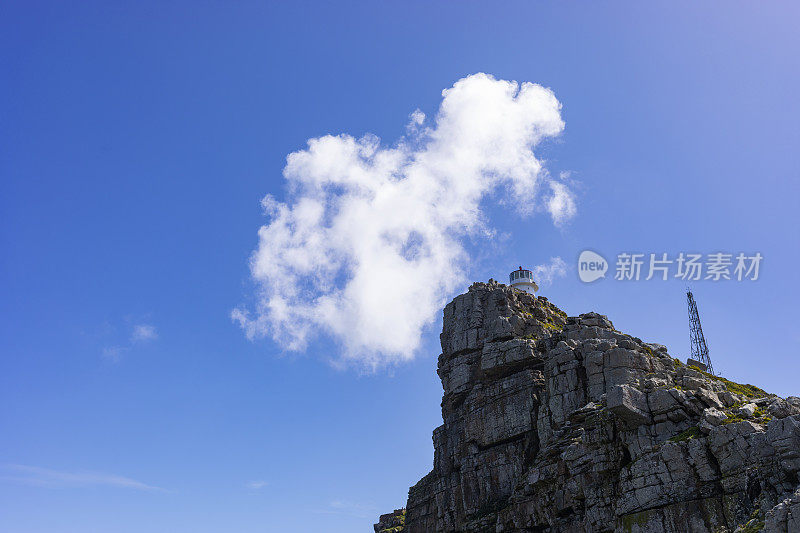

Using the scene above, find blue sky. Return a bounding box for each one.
[1,2,799,532]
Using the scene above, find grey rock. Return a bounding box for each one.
[768,396,800,419]
[377,282,797,533]
[718,390,739,407]
[695,387,724,409]
[737,402,758,418]
[702,407,728,426]
[763,487,800,532]
[374,509,406,532]
[608,384,651,427]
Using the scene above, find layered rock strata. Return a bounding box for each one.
[375,281,800,532]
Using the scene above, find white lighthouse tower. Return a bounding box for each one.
[509,266,539,294]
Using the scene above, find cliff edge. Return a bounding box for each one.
[375,281,800,532]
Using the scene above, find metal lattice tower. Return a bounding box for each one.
[687,288,713,375]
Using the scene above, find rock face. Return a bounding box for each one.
[375,281,800,532]
[374,509,406,532]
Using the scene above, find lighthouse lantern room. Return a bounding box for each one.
[509,266,539,294]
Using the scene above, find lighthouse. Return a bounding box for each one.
[509,266,539,294]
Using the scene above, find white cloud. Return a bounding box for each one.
[0,464,165,492]
[246,480,268,489]
[101,345,127,362]
[131,324,158,343]
[234,73,574,368]
[546,180,577,227]
[100,323,158,362]
[408,109,426,128]
[533,257,569,288]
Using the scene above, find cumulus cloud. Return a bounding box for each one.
[533,257,569,288]
[246,480,268,490]
[234,73,574,368]
[0,464,165,492]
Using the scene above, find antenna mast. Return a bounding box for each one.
[686,288,713,375]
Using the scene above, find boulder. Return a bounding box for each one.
[608,384,651,427]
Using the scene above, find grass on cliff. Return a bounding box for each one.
[542,321,561,331]
[686,365,771,399]
[377,509,406,533]
[722,406,772,426]
[736,508,765,532]
[668,426,701,442]
[738,520,765,533]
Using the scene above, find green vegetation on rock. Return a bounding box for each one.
[620,509,653,532]
[669,426,701,442]
[687,365,771,399]
[737,518,764,532]
[377,509,406,532]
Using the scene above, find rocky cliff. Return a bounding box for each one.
[375,281,800,532]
